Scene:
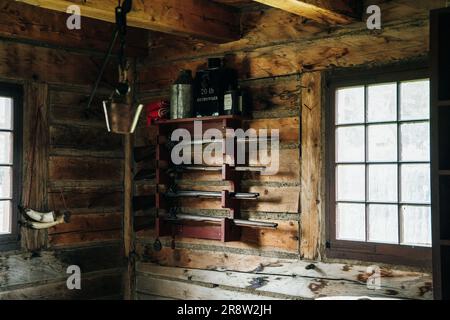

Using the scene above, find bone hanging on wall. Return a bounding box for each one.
[20,207,71,230]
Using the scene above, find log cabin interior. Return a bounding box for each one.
[1,0,450,302]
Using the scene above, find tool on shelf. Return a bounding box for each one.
[169,165,265,173]
[165,190,259,200]
[165,137,272,150]
[161,213,278,229]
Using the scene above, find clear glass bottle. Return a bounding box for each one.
[223,85,242,115]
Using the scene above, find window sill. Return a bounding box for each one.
[326,240,432,268]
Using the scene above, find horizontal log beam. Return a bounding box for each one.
[15,0,240,43]
[253,0,357,25]
[136,263,433,300]
[1,0,147,57]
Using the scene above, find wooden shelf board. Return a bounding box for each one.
[441,240,450,246]
[154,115,243,125]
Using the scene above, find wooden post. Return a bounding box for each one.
[21,81,49,251]
[300,72,322,260]
[122,59,136,300]
[123,133,135,300]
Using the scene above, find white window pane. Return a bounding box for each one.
[400,80,430,121]
[400,122,430,162]
[0,132,13,165]
[337,165,365,202]
[401,206,431,246]
[0,167,12,199]
[368,124,397,162]
[336,87,365,125]
[368,165,398,203]
[401,164,431,204]
[367,83,397,123]
[336,126,365,162]
[337,203,366,241]
[368,204,398,244]
[0,97,13,130]
[0,200,12,234]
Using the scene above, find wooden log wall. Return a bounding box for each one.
[134,0,442,300]
[0,0,148,299]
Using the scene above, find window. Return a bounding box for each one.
[326,67,432,266]
[0,84,22,250]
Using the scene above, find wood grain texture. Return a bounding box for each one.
[142,18,429,90]
[16,0,240,43]
[21,82,49,251]
[137,275,276,300]
[0,269,122,299]
[49,229,121,247]
[123,134,136,300]
[137,244,433,300]
[50,125,123,151]
[137,219,299,253]
[0,40,117,86]
[49,90,109,128]
[48,212,122,235]
[49,156,123,181]
[148,1,441,64]
[49,187,123,213]
[300,72,322,260]
[0,243,124,299]
[136,262,432,300]
[253,0,357,25]
[46,85,124,250]
[0,0,147,56]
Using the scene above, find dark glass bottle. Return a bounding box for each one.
[193,58,237,117]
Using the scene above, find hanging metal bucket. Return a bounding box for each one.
[103,100,144,134]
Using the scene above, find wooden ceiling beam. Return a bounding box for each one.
[15,0,240,43]
[253,0,358,25]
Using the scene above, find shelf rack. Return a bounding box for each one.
[153,115,274,243]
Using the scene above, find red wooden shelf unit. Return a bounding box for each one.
[153,115,271,242]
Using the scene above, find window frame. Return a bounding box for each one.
[325,64,432,267]
[0,83,23,251]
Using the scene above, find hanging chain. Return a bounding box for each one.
[117,0,128,74]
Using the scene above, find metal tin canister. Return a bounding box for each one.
[170,70,194,119]
[170,84,193,119]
